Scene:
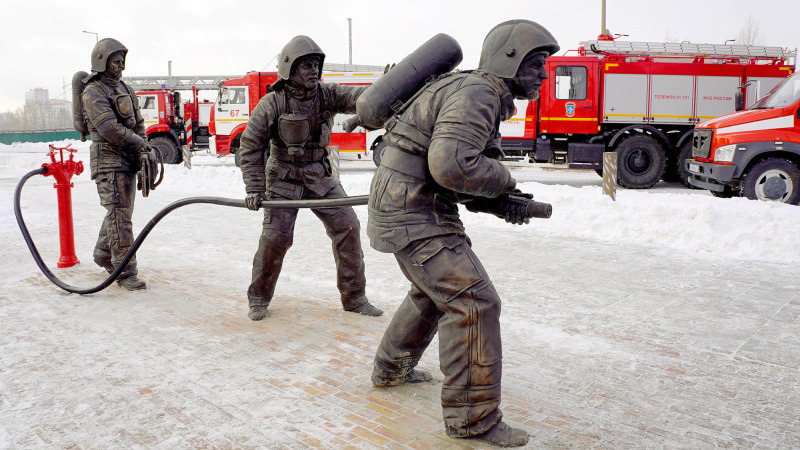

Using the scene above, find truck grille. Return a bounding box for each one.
[692,129,713,158]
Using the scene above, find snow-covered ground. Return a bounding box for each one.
[5,139,798,267]
[2,140,799,448]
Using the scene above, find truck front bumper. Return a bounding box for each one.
[686,160,736,192]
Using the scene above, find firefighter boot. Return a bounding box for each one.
[372,367,434,387]
[464,422,529,448]
[94,254,115,274]
[248,305,269,321]
[342,294,383,317]
[349,302,383,316]
[117,275,147,291]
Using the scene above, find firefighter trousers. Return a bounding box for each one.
[247,183,367,310]
[93,171,138,278]
[373,233,504,437]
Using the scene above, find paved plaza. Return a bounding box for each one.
[1,157,799,448]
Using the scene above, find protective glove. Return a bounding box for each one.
[383,63,396,75]
[137,141,155,155]
[503,200,530,225]
[245,192,268,211]
[505,187,534,200]
[503,188,534,225]
[133,140,165,198]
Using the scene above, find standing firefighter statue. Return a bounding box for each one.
[238,35,382,321]
[364,21,558,447]
[72,38,162,291]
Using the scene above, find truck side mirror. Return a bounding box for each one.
[734,91,745,112]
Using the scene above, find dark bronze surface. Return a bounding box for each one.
[239,36,379,318]
[368,21,558,445]
[80,39,148,286]
[342,33,463,132]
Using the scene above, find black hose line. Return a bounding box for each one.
[14,167,368,295]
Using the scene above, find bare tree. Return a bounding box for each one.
[737,14,764,46]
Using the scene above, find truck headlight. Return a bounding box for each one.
[713,144,736,162]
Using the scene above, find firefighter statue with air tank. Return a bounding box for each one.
[344,20,557,447]
[73,38,161,291]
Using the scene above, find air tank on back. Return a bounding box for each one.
[341,33,463,133]
[72,71,90,141]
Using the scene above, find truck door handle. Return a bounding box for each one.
[582,106,592,109]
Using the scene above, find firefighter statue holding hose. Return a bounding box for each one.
[356,20,558,447]
[238,36,383,321]
[73,38,161,291]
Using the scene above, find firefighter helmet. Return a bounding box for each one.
[90,38,128,74]
[276,35,326,82]
[477,20,559,79]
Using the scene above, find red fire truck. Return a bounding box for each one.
[136,88,214,164]
[184,86,214,154]
[686,71,800,204]
[209,68,383,166]
[499,38,796,188]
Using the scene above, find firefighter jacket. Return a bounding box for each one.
[239,82,366,199]
[82,74,147,179]
[367,71,517,253]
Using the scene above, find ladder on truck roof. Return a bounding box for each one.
[323,63,385,72]
[121,76,240,90]
[122,64,385,90]
[581,40,797,63]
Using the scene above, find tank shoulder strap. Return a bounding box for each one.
[318,82,331,114]
[392,71,460,119]
[384,72,465,143]
[275,90,288,116]
[119,80,139,111]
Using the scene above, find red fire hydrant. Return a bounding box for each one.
[42,144,84,268]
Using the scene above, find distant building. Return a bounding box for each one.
[25,88,49,105]
[23,88,72,130]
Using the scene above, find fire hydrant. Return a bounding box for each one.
[42,144,84,268]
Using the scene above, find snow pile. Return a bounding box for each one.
[3,140,798,265]
[499,180,800,264]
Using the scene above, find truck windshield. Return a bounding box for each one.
[217,87,246,106]
[752,72,800,109]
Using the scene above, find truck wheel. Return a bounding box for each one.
[234,148,241,167]
[615,135,666,189]
[662,150,679,182]
[742,158,800,205]
[711,187,736,198]
[151,137,179,164]
[676,140,700,189]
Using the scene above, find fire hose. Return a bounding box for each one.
[137,146,165,198]
[16,167,551,296]
[14,166,370,295]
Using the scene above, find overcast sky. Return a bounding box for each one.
[1,0,797,112]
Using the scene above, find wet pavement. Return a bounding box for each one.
[1,157,799,449]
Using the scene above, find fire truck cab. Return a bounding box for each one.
[137,90,185,164]
[687,71,800,204]
[136,88,213,164]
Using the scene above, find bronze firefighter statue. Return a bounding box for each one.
[238,35,382,321]
[76,38,160,291]
[366,20,559,447]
